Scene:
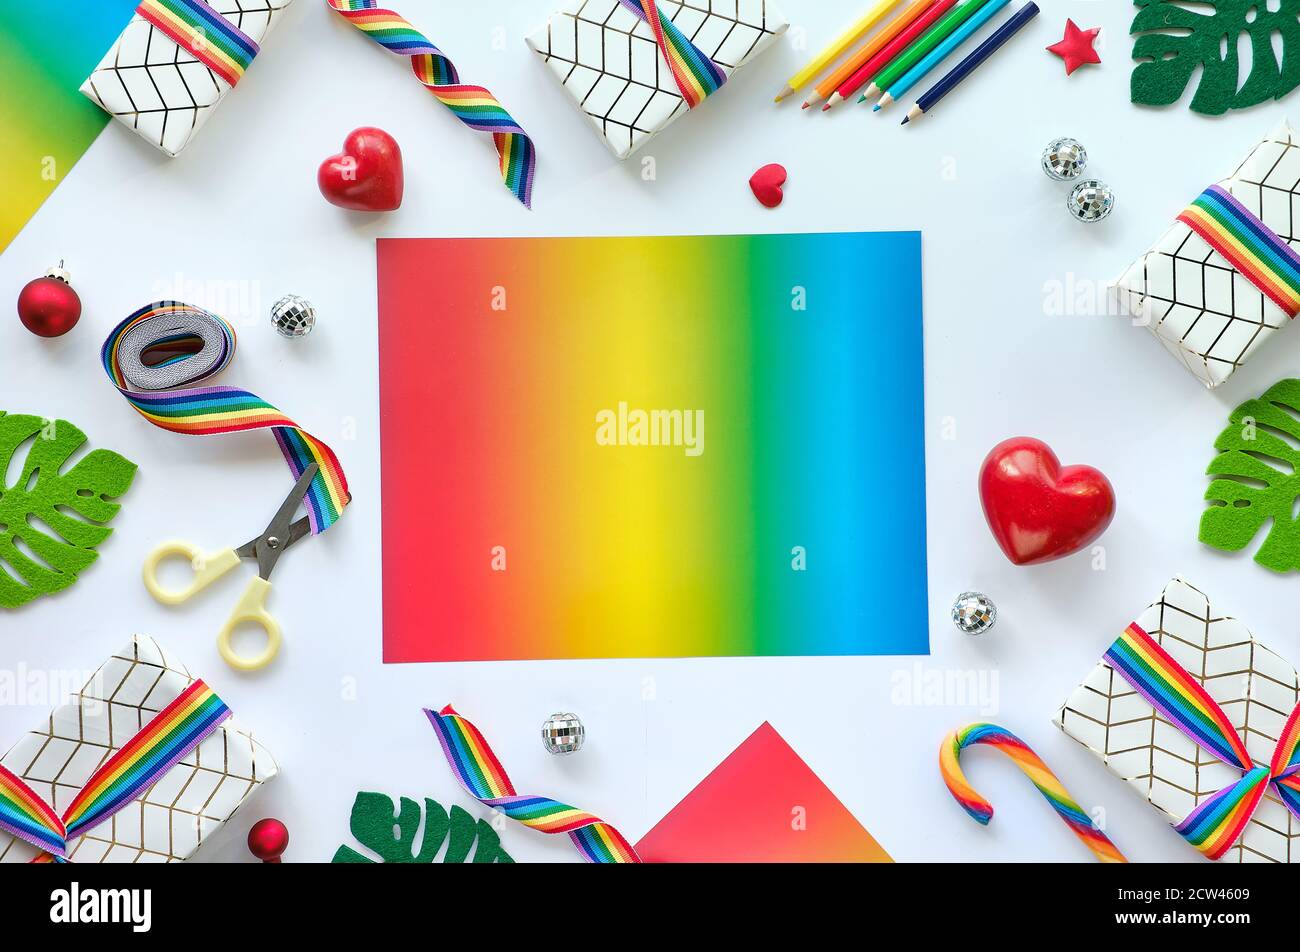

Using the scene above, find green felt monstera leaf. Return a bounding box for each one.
[331,791,514,863]
[1131,0,1300,115]
[1200,379,1300,572]
[0,412,137,609]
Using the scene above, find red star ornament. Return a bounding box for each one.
[1047,19,1100,76]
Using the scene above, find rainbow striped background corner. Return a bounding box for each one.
[0,0,137,255]
[378,233,928,661]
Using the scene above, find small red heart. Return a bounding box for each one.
[318,127,404,212]
[978,436,1115,566]
[749,163,787,208]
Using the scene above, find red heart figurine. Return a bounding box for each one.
[978,437,1115,566]
[749,163,787,208]
[318,127,404,212]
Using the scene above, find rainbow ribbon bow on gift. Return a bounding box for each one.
[0,680,230,861]
[1105,623,1300,860]
[426,706,640,863]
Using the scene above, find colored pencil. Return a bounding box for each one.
[858,0,995,103]
[823,0,958,110]
[802,0,939,109]
[774,0,903,101]
[874,0,1010,110]
[902,2,1038,123]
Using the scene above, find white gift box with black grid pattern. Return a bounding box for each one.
[526,0,788,159]
[0,634,276,863]
[1114,121,1300,389]
[80,0,293,157]
[1056,578,1300,863]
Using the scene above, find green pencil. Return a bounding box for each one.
[857,0,994,102]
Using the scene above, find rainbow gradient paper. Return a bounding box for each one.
[0,0,137,254]
[635,722,894,862]
[378,233,927,662]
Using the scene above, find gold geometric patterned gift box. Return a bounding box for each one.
[0,634,276,863]
[80,0,294,157]
[1113,121,1300,389]
[526,0,789,160]
[1056,578,1300,863]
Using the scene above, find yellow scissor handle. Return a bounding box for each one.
[216,576,282,672]
[143,542,242,606]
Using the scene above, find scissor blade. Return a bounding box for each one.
[282,514,314,549]
[277,489,349,553]
[250,463,320,579]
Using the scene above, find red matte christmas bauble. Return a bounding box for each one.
[247,818,289,862]
[17,264,81,338]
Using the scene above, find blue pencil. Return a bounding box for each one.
[874,0,1011,111]
[901,1,1039,124]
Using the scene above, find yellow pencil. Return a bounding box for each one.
[801,0,939,108]
[774,0,903,102]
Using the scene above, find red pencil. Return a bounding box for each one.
[823,0,958,109]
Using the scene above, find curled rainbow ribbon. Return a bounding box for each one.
[135,0,260,88]
[325,0,536,208]
[102,302,349,535]
[426,706,640,863]
[615,0,727,108]
[0,680,230,861]
[940,722,1127,863]
[1104,623,1300,861]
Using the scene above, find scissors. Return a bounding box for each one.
[142,462,320,672]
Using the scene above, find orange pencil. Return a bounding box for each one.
[823,0,958,110]
[802,0,940,109]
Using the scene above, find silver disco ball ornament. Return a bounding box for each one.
[270,294,317,338]
[1067,179,1115,223]
[951,592,997,635]
[541,712,585,755]
[1041,137,1088,181]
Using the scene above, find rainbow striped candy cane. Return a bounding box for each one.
[615,0,727,108]
[426,706,640,863]
[325,0,536,208]
[940,722,1127,863]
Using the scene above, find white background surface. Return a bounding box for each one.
[2,0,1296,863]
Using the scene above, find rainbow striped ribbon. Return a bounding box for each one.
[615,0,727,108]
[940,722,1127,862]
[325,0,536,208]
[1104,623,1300,860]
[1178,185,1300,318]
[136,0,260,88]
[0,679,229,860]
[0,768,66,858]
[102,302,350,534]
[426,706,640,863]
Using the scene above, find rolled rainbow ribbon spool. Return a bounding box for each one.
[940,722,1126,862]
[102,302,350,534]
